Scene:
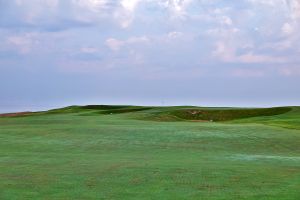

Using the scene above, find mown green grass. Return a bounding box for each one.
[0,106,300,199]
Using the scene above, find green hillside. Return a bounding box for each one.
[0,105,300,199]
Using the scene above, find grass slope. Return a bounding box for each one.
[147,107,292,122]
[0,105,300,199]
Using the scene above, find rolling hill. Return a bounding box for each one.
[0,105,299,199]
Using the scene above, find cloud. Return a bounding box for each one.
[6,33,38,54]
[237,52,286,63]
[232,68,265,77]
[167,31,183,39]
[247,0,286,7]
[162,0,195,18]
[278,65,300,76]
[1,0,300,73]
[74,0,110,12]
[111,0,142,28]
[121,0,141,11]
[80,47,99,54]
[105,36,149,51]
[219,16,233,26]
[14,0,59,7]
[288,0,300,20]
[213,41,287,64]
[105,38,125,51]
[281,22,294,35]
[1,0,300,109]
[0,0,111,31]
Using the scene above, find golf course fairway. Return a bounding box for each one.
[1,105,300,199]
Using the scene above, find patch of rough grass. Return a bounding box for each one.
[81,105,130,110]
[100,107,153,114]
[169,107,291,122]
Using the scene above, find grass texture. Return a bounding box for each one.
[0,106,300,199]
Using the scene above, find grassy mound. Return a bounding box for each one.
[42,105,154,116]
[42,105,133,115]
[81,105,129,110]
[100,107,153,114]
[142,107,292,122]
[1,105,293,122]
[169,107,292,122]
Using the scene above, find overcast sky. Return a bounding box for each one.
[1,0,300,112]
